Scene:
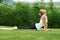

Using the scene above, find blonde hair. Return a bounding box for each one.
[39,9,46,16]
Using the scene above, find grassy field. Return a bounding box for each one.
[0,26,60,40]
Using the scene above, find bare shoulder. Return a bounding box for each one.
[41,15,46,19]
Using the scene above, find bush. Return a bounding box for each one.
[0,1,60,28]
[0,4,15,26]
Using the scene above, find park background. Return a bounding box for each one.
[0,0,60,40]
[0,0,60,28]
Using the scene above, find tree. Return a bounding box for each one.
[0,0,3,3]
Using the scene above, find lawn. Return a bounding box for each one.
[0,26,60,40]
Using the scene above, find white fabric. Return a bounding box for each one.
[35,16,48,30]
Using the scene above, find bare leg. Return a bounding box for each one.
[44,23,48,31]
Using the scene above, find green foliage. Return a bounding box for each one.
[0,4,15,26]
[0,0,3,3]
[0,0,60,28]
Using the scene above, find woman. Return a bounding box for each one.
[35,9,48,31]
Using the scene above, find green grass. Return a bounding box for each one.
[0,26,60,40]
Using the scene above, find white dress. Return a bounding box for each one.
[35,16,48,30]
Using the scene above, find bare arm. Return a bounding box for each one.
[41,15,48,30]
